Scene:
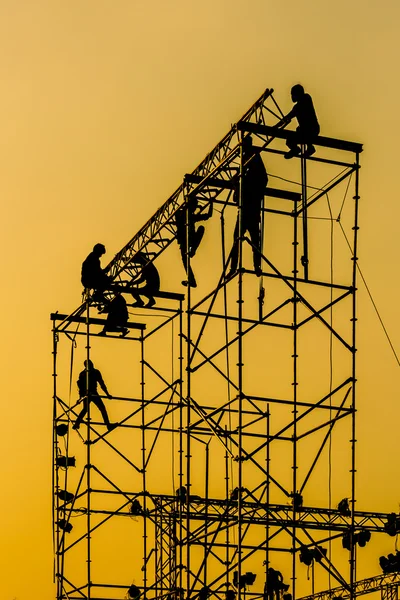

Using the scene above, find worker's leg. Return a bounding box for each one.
[189,225,205,258]
[285,136,300,158]
[227,217,240,275]
[181,264,197,287]
[295,127,319,158]
[92,274,111,303]
[91,394,111,428]
[73,397,89,429]
[247,215,262,275]
[139,284,157,308]
[180,240,197,287]
[284,126,302,159]
[131,288,145,307]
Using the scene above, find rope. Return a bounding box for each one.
[337,172,353,221]
[269,168,399,364]
[171,318,176,494]
[220,212,235,495]
[338,222,400,368]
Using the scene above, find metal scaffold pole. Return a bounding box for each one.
[292,182,299,600]
[350,152,361,600]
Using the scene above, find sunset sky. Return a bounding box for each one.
[0,2,399,599]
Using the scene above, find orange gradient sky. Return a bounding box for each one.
[0,2,399,599]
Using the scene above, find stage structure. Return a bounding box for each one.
[51,87,400,600]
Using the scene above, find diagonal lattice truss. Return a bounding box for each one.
[297,572,400,600]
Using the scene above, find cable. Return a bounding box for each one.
[171,318,176,494]
[338,222,400,368]
[270,167,350,194]
[220,214,235,490]
[337,173,353,221]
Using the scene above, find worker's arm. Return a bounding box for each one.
[97,370,112,398]
[77,376,85,399]
[276,105,297,128]
[194,202,213,222]
[130,272,146,286]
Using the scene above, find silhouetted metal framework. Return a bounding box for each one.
[298,572,400,600]
[52,87,398,600]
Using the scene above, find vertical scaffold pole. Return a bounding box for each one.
[265,404,270,583]
[292,186,299,600]
[237,133,245,600]
[184,186,192,599]
[52,319,61,600]
[141,328,148,598]
[301,152,309,280]
[85,299,92,600]
[204,442,210,586]
[350,153,360,599]
[225,428,230,593]
[178,298,184,595]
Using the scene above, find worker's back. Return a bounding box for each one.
[77,367,101,396]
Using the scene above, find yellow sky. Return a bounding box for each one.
[0,1,399,599]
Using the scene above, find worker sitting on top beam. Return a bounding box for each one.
[81,243,111,303]
[280,84,320,159]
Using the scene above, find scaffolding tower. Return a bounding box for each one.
[52,88,399,600]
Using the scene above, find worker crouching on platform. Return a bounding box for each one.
[100,292,129,337]
[281,84,320,159]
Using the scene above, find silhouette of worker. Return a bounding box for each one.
[337,498,351,517]
[264,568,288,600]
[130,252,160,308]
[81,243,110,302]
[73,360,115,431]
[101,292,129,336]
[281,85,320,159]
[228,135,268,277]
[175,196,213,288]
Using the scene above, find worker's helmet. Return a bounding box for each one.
[93,243,106,255]
[132,251,147,263]
[291,84,304,101]
[243,134,253,146]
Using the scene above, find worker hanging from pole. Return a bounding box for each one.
[280,84,320,159]
[227,135,268,278]
[129,251,160,308]
[175,195,213,288]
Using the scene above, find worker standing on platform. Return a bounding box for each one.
[73,360,115,432]
[228,135,268,277]
[281,84,320,159]
[81,243,110,302]
[264,568,289,600]
[175,196,213,288]
[100,292,129,336]
[130,251,160,307]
